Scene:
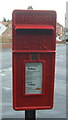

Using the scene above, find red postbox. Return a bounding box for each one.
[12,10,56,110]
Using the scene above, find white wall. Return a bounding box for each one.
[0,23,6,35]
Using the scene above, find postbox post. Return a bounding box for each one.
[25,53,36,120]
[25,110,36,120]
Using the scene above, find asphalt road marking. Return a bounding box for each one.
[2,87,11,91]
[0,67,12,72]
[0,67,12,77]
[1,73,6,76]
[56,59,64,62]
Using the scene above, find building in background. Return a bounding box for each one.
[2,27,12,43]
[65,1,68,41]
[0,20,64,43]
[0,23,7,43]
[1,21,12,43]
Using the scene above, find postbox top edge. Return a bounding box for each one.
[12,9,56,15]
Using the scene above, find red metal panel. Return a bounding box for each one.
[15,24,54,30]
[12,10,56,110]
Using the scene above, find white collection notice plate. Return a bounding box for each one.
[25,62,42,94]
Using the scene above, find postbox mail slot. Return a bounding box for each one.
[15,24,54,30]
[14,26,55,51]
